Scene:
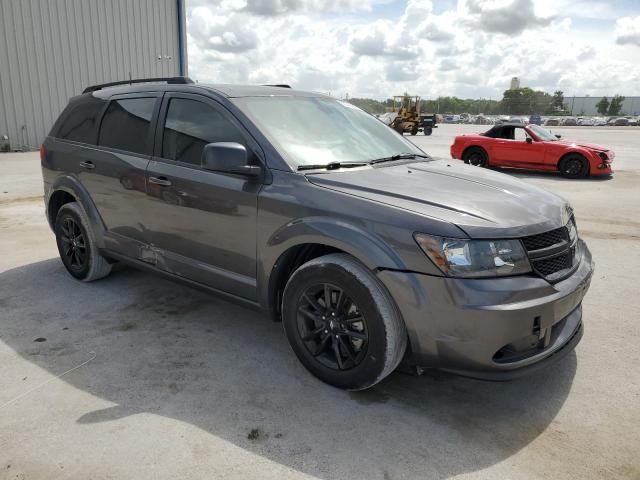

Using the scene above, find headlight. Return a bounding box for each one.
[414,234,532,278]
[567,217,578,243]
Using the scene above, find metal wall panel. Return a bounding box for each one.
[0,0,183,149]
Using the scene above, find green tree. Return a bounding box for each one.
[347,98,387,114]
[596,97,610,115]
[608,95,626,116]
[551,91,566,111]
[500,88,553,115]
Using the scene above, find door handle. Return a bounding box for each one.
[149,176,172,186]
[79,161,95,169]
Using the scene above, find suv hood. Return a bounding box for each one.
[306,159,571,238]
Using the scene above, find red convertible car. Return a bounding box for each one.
[450,123,614,178]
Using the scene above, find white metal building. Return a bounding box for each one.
[565,96,640,116]
[0,0,187,150]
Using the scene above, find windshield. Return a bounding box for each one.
[529,124,558,141]
[233,96,425,168]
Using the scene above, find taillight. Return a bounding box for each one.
[39,144,46,164]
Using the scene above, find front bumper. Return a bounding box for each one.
[378,239,593,379]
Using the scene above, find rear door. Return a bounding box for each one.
[143,92,263,300]
[82,93,161,257]
[51,93,161,259]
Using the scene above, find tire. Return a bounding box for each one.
[424,128,432,136]
[462,147,488,167]
[54,202,112,282]
[559,154,589,178]
[282,253,407,390]
[410,126,418,136]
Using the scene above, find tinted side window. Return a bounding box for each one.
[162,98,246,165]
[56,96,106,144]
[98,98,156,155]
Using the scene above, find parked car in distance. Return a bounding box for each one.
[545,118,560,126]
[42,78,594,390]
[577,118,595,126]
[529,114,542,125]
[614,117,630,126]
[627,117,639,126]
[593,117,607,126]
[475,114,493,125]
[450,123,614,178]
[561,117,577,126]
[419,113,438,135]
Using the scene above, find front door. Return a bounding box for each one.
[496,127,546,168]
[144,93,263,300]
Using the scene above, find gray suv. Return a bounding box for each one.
[41,77,593,390]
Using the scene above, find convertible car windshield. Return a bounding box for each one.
[233,96,424,167]
[529,124,559,141]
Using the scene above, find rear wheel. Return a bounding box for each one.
[559,154,589,178]
[282,253,407,390]
[463,147,488,167]
[410,126,419,136]
[424,128,432,136]
[54,202,112,282]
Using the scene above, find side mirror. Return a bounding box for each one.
[555,134,562,139]
[202,142,261,177]
[526,137,533,144]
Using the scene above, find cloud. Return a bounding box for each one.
[440,58,458,71]
[464,0,556,35]
[241,0,378,15]
[615,16,640,46]
[385,61,419,81]
[186,0,640,100]
[189,7,258,52]
[417,22,454,42]
[349,22,421,59]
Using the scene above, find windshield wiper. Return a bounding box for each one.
[297,161,368,171]
[369,153,430,164]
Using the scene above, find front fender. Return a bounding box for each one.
[257,215,412,309]
[49,175,107,246]
[271,216,408,269]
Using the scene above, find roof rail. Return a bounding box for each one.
[263,84,291,88]
[83,76,194,94]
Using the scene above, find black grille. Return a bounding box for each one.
[522,226,568,251]
[532,247,575,277]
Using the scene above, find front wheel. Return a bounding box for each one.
[282,254,407,390]
[559,154,589,178]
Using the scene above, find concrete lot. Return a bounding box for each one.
[1,125,639,480]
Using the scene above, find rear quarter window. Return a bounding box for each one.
[54,95,106,144]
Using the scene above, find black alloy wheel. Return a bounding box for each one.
[282,253,407,390]
[296,283,368,371]
[560,154,589,178]
[58,217,87,273]
[465,150,486,167]
[54,202,112,281]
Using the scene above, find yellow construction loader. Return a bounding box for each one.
[390,94,422,136]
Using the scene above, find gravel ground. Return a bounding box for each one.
[0,125,639,480]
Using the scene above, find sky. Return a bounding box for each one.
[185,0,640,100]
